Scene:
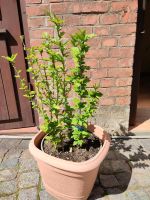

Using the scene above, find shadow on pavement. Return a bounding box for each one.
[89,139,150,199]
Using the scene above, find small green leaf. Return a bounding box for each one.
[2,53,17,63]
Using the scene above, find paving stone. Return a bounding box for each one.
[118,150,133,161]
[4,149,23,160]
[20,149,33,160]
[0,150,22,170]
[41,180,45,191]
[0,139,21,150]
[0,180,17,195]
[105,151,117,160]
[134,173,150,187]
[111,160,131,173]
[0,169,17,182]
[88,185,105,200]
[0,194,16,200]
[100,160,114,175]
[139,139,150,152]
[100,175,119,188]
[144,188,150,198]
[39,190,55,200]
[106,188,127,200]
[131,162,150,174]
[17,140,30,150]
[0,158,19,170]
[115,172,132,187]
[122,139,141,150]
[19,149,38,172]
[127,150,149,162]
[19,159,38,173]
[115,151,129,161]
[18,171,39,189]
[126,190,150,200]
[0,149,8,163]
[18,187,37,200]
[127,175,138,189]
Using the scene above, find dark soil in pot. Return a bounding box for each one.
[42,134,101,162]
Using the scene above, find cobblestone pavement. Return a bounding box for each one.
[0,138,150,200]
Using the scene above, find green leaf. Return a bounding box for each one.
[2,53,17,63]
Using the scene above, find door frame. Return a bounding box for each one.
[129,0,146,125]
[17,0,39,127]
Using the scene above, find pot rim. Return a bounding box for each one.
[29,124,111,173]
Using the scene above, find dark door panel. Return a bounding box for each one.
[0,0,34,130]
[0,38,19,120]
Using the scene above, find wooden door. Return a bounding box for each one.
[0,0,35,130]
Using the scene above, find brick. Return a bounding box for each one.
[119,58,133,67]
[110,87,131,97]
[129,1,138,11]
[30,39,43,46]
[100,97,114,106]
[102,38,117,47]
[100,78,115,87]
[94,27,109,36]
[86,59,99,68]
[100,58,118,68]
[73,2,108,14]
[30,29,53,39]
[82,15,99,25]
[109,47,134,58]
[87,49,108,59]
[111,2,128,12]
[111,24,136,35]
[51,2,73,14]
[64,15,81,26]
[50,0,63,2]
[45,17,54,27]
[87,37,101,48]
[108,68,132,78]
[63,26,92,37]
[100,88,110,96]
[101,14,118,25]
[26,5,49,17]
[88,79,100,87]
[116,78,132,86]
[116,96,130,105]
[28,17,46,28]
[120,12,137,23]
[118,36,135,47]
[26,0,41,3]
[91,69,107,79]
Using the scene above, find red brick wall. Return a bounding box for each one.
[24,0,138,134]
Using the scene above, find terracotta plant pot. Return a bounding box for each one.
[29,125,111,200]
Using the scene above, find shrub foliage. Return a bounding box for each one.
[3,13,102,149]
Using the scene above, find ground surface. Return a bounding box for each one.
[0,138,150,200]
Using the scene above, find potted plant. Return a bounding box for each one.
[3,13,110,200]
